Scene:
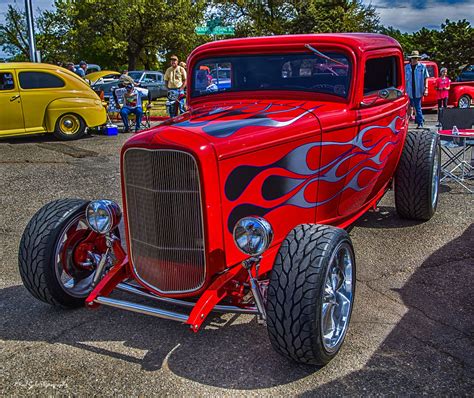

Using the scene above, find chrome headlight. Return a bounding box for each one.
[86,200,122,234]
[233,217,273,256]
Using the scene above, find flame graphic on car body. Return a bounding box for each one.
[172,103,321,138]
[226,115,404,231]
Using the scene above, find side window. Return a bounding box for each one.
[19,71,65,89]
[364,56,399,95]
[0,72,15,90]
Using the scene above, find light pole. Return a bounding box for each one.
[25,0,37,62]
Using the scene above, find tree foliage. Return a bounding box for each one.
[212,0,380,36]
[0,0,472,77]
[380,19,474,73]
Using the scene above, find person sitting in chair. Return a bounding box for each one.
[113,83,151,133]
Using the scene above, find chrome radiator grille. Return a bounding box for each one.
[123,148,206,293]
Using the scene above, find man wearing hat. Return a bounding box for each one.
[405,50,430,128]
[113,83,151,133]
[164,55,187,114]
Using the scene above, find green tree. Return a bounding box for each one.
[436,19,474,72]
[212,0,380,36]
[56,0,208,70]
[0,5,32,60]
[381,19,473,76]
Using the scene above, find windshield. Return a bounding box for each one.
[192,52,351,98]
[128,72,143,81]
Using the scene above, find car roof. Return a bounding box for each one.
[129,70,163,74]
[190,33,401,58]
[0,62,61,70]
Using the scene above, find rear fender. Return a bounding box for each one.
[45,97,106,131]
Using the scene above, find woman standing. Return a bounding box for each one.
[435,67,451,122]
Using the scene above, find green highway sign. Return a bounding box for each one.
[195,26,234,35]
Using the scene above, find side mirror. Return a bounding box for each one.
[360,87,404,107]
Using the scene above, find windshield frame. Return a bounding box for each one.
[128,71,143,82]
[190,51,352,100]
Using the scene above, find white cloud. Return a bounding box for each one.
[366,0,474,32]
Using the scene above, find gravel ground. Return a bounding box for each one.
[1,113,473,396]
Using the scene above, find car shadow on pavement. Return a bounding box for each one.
[1,133,95,145]
[1,225,472,391]
[354,206,420,229]
[1,287,315,389]
[301,223,474,395]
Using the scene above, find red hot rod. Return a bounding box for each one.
[19,34,440,366]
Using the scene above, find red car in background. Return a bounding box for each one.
[420,61,474,109]
[19,34,441,366]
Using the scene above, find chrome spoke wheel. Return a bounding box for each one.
[458,96,470,109]
[54,214,96,298]
[321,241,354,353]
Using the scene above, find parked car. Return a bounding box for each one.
[414,61,474,109]
[19,34,441,366]
[75,63,101,74]
[0,63,106,140]
[456,64,474,82]
[128,70,167,99]
[90,70,167,101]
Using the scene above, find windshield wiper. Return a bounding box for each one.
[305,44,345,66]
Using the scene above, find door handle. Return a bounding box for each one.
[10,94,20,102]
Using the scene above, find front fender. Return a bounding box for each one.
[45,97,106,131]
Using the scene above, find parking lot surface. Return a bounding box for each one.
[1,114,473,395]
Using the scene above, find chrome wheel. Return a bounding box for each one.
[458,95,471,109]
[431,146,440,208]
[54,214,96,298]
[321,241,354,353]
[58,114,81,135]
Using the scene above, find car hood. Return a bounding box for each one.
[156,100,324,159]
[86,70,121,84]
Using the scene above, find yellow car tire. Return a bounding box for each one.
[53,113,86,141]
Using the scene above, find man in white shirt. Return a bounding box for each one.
[113,83,151,132]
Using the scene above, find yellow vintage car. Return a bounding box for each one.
[0,63,106,140]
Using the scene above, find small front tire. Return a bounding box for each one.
[53,113,86,140]
[18,199,94,308]
[458,95,471,109]
[266,224,356,365]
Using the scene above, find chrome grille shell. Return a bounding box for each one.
[123,148,206,294]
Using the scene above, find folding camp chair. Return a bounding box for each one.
[437,108,474,193]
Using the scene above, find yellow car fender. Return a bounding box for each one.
[45,97,106,132]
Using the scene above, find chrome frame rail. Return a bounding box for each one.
[94,296,189,323]
[115,282,258,315]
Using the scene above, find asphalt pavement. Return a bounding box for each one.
[1,113,473,396]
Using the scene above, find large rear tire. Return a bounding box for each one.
[395,129,440,221]
[18,199,94,308]
[266,224,356,365]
